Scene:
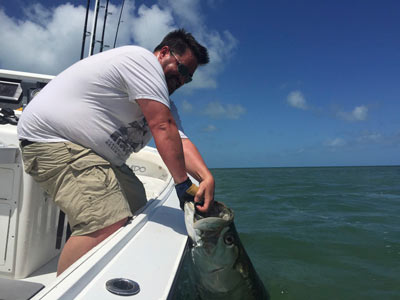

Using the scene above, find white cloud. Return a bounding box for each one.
[129,4,176,50]
[325,138,346,147]
[356,132,382,143]
[337,105,368,121]
[353,106,368,120]
[324,131,381,149]
[160,0,203,28]
[181,99,193,113]
[203,101,246,119]
[181,99,245,121]
[287,90,308,110]
[22,3,53,26]
[0,4,86,74]
[0,1,237,90]
[203,124,217,132]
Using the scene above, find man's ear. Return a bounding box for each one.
[159,46,170,58]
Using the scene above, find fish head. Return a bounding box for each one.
[184,200,235,248]
[184,201,243,291]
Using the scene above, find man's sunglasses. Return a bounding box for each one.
[170,50,192,84]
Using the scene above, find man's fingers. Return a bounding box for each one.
[196,199,213,213]
[192,182,214,213]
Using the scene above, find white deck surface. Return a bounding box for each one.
[21,256,58,286]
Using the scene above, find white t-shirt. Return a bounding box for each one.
[18,46,187,166]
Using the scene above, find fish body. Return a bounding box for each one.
[184,201,269,300]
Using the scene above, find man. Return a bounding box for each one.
[17,29,215,275]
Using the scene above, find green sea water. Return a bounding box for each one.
[172,166,400,300]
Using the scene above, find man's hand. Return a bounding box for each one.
[181,138,215,213]
[194,176,214,213]
[175,177,214,213]
[175,178,199,210]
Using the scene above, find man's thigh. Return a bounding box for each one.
[20,142,144,236]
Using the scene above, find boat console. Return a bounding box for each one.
[0,70,65,282]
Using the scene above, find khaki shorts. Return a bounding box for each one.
[20,141,147,236]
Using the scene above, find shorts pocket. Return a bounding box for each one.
[21,142,71,180]
[69,156,118,192]
[22,155,37,175]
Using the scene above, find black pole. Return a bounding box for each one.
[100,0,110,52]
[113,0,125,48]
[80,0,91,59]
[89,0,101,56]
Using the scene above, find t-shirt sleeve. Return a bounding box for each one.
[170,100,188,139]
[114,48,170,108]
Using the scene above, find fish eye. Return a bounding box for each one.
[223,233,235,245]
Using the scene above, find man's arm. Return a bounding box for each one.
[182,138,215,213]
[136,99,188,184]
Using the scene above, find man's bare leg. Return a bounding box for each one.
[57,217,128,276]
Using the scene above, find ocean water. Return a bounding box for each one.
[172,166,400,300]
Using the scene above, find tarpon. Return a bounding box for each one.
[184,201,270,300]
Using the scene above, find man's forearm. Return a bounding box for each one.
[136,99,188,184]
[181,138,215,213]
[151,121,188,184]
[182,138,213,183]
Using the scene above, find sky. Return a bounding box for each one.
[0,0,399,168]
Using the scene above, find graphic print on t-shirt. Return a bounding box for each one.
[105,118,149,159]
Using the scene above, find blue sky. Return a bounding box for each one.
[0,0,399,168]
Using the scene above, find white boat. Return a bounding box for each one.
[0,69,188,299]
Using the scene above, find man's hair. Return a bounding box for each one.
[154,29,209,65]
